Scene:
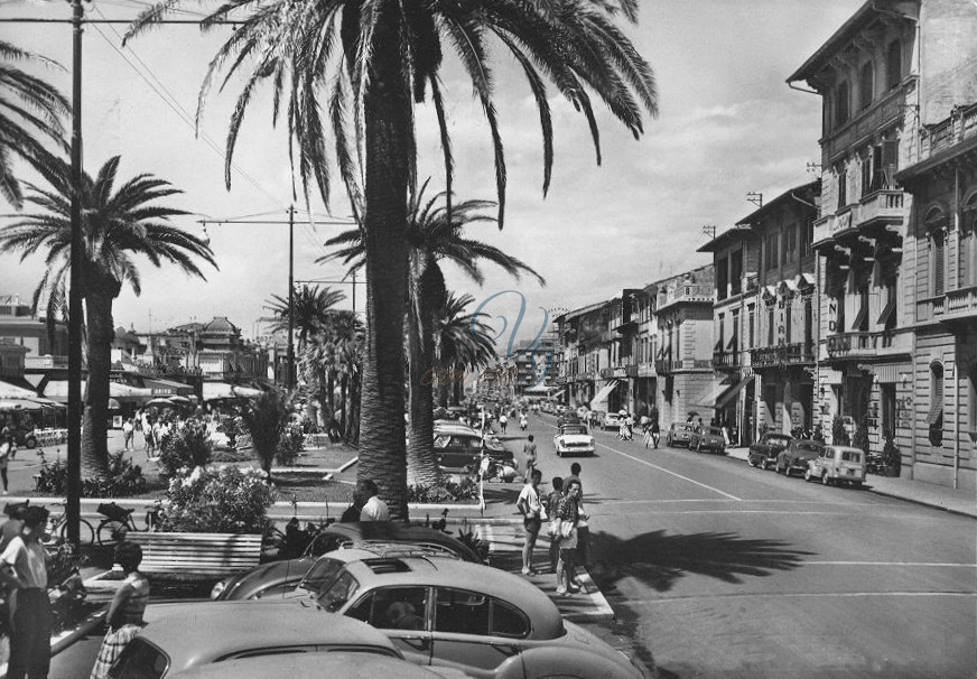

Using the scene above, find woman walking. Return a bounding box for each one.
[545,477,564,574]
[554,479,583,596]
[90,542,150,679]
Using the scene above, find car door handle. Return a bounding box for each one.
[490,644,520,656]
[401,637,431,651]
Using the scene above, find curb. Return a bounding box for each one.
[863,487,977,519]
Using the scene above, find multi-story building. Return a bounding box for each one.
[557,301,613,411]
[0,297,69,368]
[899,102,977,489]
[789,0,977,485]
[655,265,716,428]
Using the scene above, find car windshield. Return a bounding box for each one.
[767,435,792,445]
[672,423,688,430]
[706,427,724,436]
[317,571,360,613]
[107,638,169,679]
[300,557,346,594]
[561,425,588,435]
[796,442,823,453]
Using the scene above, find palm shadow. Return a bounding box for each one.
[590,529,815,593]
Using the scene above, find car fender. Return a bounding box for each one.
[499,645,643,679]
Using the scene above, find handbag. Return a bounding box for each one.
[559,520,575,539]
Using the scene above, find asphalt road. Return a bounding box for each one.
[528,413,977,679]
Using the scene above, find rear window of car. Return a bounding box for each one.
[433,588,530,639]
[318,571,360,612]
[561,426,588,435]
[108,638,169,679]
[841,450,862,463]
[767,435,792,445]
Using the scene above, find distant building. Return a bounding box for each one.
[0,297,68,368]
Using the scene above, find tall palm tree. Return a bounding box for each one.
[0,40,69,207]
[436,292,497,408]
[266,283,345,361]
[0,155,216,476]
[299,309,363,443]
[324,182,543,483]
[127,0,657,518]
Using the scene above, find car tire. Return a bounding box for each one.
[748,457,757,468]
[822,472,830,486]
[804,468,813,482]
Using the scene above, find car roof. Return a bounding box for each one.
[169,652,452,679]
[340,558,564,639]
[319,522,480,562]
[141,602,397,672]
[829,445,864,453]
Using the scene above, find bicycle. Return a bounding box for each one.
[96,502,160,547]
[39,502,95,547]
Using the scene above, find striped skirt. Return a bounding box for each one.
[89,624,142,679]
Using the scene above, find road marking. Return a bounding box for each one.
[594,509,867,516]
[616,591,977,605]
[598,499,879,506]
[801,561,977,568]
[595,441,742,501]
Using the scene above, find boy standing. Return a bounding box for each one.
[516,469,544,575]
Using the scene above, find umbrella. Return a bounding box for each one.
[168,395,192,405]
[146,397,174,407]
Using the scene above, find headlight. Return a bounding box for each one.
[210,579,228,599]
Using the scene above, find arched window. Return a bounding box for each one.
[927,361,944,446]
[925,207,948,296]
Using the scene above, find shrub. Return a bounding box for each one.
[158,424,212,476]
[275,423,305,467]
[852,419,870,455]
[831,415,850,446]
[156,466,273,534]
[407,477,479,504]
[882,434,901,476]
[240,389,290,474]
[34,450,148,497]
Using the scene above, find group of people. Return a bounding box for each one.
[516,461,591,597]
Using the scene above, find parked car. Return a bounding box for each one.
[316,557,649,679]
[553,423,595,457]
[748,433,794,469]
[432,426,511,471]
[688,426,726,454]
[804,445,867,487]
[169,652,469,679]
[664,422,693,447]
[776,439,824,477]
[601,412,623,430]
[212,524,484,601]
[106,601,401,678]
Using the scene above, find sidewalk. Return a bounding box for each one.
[725,446,977,518]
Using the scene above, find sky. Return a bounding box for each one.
[0,0,865,347]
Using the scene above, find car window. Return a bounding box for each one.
[318,571,359,612]
[491,599,530,638]
[107,638,169,679]
[842,450,862,463]
[434,435,452,449]
[301,558,346,593]
[253,581,300,599]
[347,586,428,631]
[767,435,792,445]
[435,587,490,635]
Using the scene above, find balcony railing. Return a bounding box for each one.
[657,284,714,312]
[712,350,741,370]
[916,285,977,324]
[856,189,905,229]
[825,330,911,360]
[920,102,977,158]
[821,86,908,163]
[750,342,814,368]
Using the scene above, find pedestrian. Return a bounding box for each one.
[545,477,564,574]
[357,479,390,522]
[499,413,508,434]
[519,413,528,431]
[554,479,582,596]
[0,505,52,679]
[0,502,27,553]
[0,427,15,496]
[523,435,538,478]
[89,542,150,679]
[566,462,590,572]
[121,418,134,451]
[142,415,154,456]
[650,421,661,449]
[516,469,545,575]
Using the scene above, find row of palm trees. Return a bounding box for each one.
[2,1,658,517]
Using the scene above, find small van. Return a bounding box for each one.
[804,445,867,487]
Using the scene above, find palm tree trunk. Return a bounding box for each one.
[406,256,442,486]
[358,6,412,520]
[81,280,119,479]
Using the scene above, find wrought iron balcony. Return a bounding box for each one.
[712,350,741,370]
[917,285,977,325]
[750,342,814,368]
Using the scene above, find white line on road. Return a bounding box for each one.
[598,499,879,506]
[616,591,977,606]
[596,441,742,501]
[801,561,977,568]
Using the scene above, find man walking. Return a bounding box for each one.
[121,418,134,451]
[516,469,545,575]
[523,435,538,478]
[499,413,508,434]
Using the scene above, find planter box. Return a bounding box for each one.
[127,532,262,582]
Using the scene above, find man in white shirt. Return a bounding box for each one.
[516,469,544,575]
[357,479,390,522]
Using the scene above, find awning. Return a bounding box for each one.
[142,377,195,396]
[0,380,41,400]
[716,378,750,409]
[693,379,734,409]
[851,299,868,331]
[0,398,47,411]
[877,295,896,326]
[588,380,619,411]
[201,382,265,401]
[42,380,154,404]
[870,364,903,383]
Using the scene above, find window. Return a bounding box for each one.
[766,233,778,271]
[347,586,429,630]
[107,638,169,679]
[926,207,948,296]
[748,304,756,349]
[838,168,848,208]
[716,314,725,353]
[878,282,897,331]
[859,61,874,111]
[767,305,775,346]
[969,365,977,434]
[491,600,530,638]
[961,193,977,288]
[801,220,814,257]
[886,40,902,90]
[784,299,792,344]
[434,588,530,638]
[853,286,869,332]
[836,291,846,333]
[835,80,850,126]
[803,296,813,348]
[928,362,944,446]
[716,258,729,300]
[842,450,862,463]
[730,308,740,353]
[881,383,896,435]
[730,249,743,295]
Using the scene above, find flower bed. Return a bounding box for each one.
[156,466,273,534]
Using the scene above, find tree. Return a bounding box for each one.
[436,292,497,409]
[0,156,216,476]
[265,284,346,354]
[299,309,363,444]
[323,182,542,484]
[240,388,291,477]
[0,40,69,207]
[127,0,657,519]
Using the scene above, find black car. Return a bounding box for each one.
[433,427,512,470]
[748,433,794,469]
[776,439,825,477]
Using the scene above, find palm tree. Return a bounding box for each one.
[0,40,69,207]
[127,0,657,518]
[0,155,216,476]
[436,292,497,408]
[324,183,543,484]
[299,309,363,443]
[240,388,291,478]
[265,284,346,354]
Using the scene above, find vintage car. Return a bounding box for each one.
[688,426,726,454]
[804,445,867,487]
[553,423,595,457]
[664,422,693,447]
[432,424,511,471]
[169,652,469,679]
[107,601,402,678]
[212,525,483,601]
[556,412,581,428]
[316,557,650,678]
[601,412,623,430]
[776,439,824,477]
[747,433,794,469]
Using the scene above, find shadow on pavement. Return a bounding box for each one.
[590,529,814,592]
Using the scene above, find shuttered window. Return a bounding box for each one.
[933,230,946,296]
[928,363,944,446]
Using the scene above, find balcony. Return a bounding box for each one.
[825,330,911,361]
[821,85,909,163]
[916,285,977,325]
[919,102,977,159]
[712,350,741,370]
[655,359,673,375]
[750,342,814,369]
[657,283,714,312]
[855,190,905,230]
[812,208,855,248]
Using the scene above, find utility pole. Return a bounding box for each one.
[287,205,295,390]
[66,0,85,545]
